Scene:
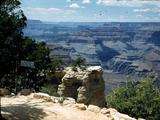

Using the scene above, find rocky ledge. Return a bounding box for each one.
[1,93,140,120]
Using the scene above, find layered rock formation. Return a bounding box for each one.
[58,66,105,107]
[24,21,160,93]
[24,21,160,75]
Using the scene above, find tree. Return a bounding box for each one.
[22,37,50,70]
[72,57,85,67]
[48,58,63,72]
[107,79,160,120]
[13,37,51,91]
[0,0,26,119]
[0,0,26,77]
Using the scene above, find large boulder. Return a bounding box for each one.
[58,66,105,107]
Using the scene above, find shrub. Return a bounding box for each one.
[72,57,85,68]
[107,79,160,120]
[40,84,59,97]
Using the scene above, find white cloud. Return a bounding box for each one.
[23,7,75,15]
[69,3,80,8]
[22,7,76,21]
[133,8,160,13]
[66,0,72,2]
[135,14,160,21]
[96,0,160,7]
[119,15,128,21]
[133,8,150,12]
[82,0,91,4]
[136,14,143,17]
[144,16,160,21]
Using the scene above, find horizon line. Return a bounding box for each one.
[27,19,160,23]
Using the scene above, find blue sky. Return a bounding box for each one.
[21,0,160,22]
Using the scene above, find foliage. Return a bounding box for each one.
[107,79,160,120]
[71,57,86,71]
[72,57,85,67]
[40,84,59,97]
[0,0,26,77]
[0,36,61,92]
[47,58,63,72]
[0,36,50,91]
[0,71,46,92]
[22,37,50,70]
[0,0,60,95]
[0,74,15,89]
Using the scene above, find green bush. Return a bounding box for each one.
[40,84,59,97]
[72,57,85,67]
[107,79,160,120]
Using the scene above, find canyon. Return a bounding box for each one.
[24,20,160,76]
[24,20,160,92]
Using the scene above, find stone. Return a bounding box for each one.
[138,118,145,120]
[106,108,137,120]
[87,105,101,113]
[74,103,87,110]
[112,112,137,120]
[11,93,15,96]
[50,96,59,103]
[0,88,11,96]
[57,66,105,107]
[100,108,108,115]
[33,92,52,102]
[63,97,76,106]
[105,108,117,116]
[54,99,59,103]
[19,89,31,96]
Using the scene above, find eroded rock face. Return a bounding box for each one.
[57,66,105,107]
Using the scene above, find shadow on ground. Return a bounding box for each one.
[1,104,47,120]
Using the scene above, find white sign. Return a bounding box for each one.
[20,60,35,68]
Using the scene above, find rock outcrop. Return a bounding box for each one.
[1,94,138,120]
[58,66,105,107]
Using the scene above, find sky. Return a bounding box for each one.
[21,0,160,22]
